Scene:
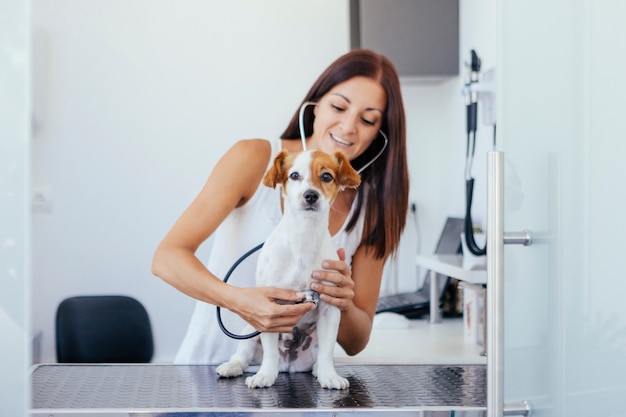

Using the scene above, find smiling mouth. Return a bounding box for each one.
[331,133,352,146]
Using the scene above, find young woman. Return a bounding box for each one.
[152,49,410,364]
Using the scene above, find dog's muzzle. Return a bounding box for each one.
[302,190,320,211]
[303,190,319,205]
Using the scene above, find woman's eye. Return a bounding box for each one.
[331,104,345,112]
[361,118,376,126]
[321,172,334,183]
[289,172,301,181]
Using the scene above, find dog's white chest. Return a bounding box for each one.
[256,222,335,291]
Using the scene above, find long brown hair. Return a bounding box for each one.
[280,49,409,259]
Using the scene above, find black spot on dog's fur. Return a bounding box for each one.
[279,324,315,362]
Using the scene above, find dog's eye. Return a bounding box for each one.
[321,172,334,183]
[289,172,301,181]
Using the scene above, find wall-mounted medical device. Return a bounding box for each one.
[461,49,496,256]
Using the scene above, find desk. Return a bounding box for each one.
[416,254,486,323]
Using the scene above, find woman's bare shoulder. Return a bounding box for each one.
[212,139,273,206]
[228,138,272,156]
[220,138,272,168]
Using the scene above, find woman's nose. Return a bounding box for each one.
[340,112,358,134]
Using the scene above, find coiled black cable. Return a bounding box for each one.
[464,177,487,256]
[216,242,264,340]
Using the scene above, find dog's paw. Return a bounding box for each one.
[317,373,350,390]
[216,361,244,378]
[245,371,278,388]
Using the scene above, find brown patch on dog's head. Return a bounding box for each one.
[325,150,361,191]
[263,150,294,189]
[263,150,361,192]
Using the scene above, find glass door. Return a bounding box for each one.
[0,0,31,415]
[497,0,626,416]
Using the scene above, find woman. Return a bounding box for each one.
[152,49,409,364]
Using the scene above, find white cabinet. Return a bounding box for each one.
[350,0,459,81]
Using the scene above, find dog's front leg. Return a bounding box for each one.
[245,332,280,388]
[314,304,349,389]
[216,327,258,378]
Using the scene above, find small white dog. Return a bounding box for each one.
[216,149,361,389]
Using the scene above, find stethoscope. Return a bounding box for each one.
[216,101,391,340]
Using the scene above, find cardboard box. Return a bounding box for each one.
[461,282,486,346]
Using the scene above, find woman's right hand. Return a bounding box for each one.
[231,287,315,333]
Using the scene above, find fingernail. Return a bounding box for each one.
[311,283,319,291]
[312,271,321,279]
[322,261,330,268]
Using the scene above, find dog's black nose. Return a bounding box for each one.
[303,190,319,205]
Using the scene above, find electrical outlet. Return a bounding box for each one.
[478,67,496,126]
[32,186,53,213]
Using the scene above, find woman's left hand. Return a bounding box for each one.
[310,248,355,312]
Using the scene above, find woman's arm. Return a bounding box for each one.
[151,139,313,333]
[311,245,386,355]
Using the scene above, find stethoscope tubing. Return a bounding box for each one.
[217,101,391,338]
[216,242,264,340]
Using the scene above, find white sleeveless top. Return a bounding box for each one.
[174,138,366,364]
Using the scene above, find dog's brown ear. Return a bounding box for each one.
[334,151,361,190]
[263,150,289,189]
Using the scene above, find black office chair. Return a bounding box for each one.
[56,295,154,363]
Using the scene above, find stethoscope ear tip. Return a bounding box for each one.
[299,101,318,151]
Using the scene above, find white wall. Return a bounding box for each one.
[401,0,496,288]
[30,0,351,363]
[30,0,496,363]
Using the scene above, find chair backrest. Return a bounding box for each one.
[55,295,154,363]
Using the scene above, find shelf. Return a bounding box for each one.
[417,254,487,285]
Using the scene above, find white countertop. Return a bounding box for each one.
[334,316,486,365]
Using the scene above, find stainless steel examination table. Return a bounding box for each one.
[31,363,487,416]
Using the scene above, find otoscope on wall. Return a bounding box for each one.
[461,49,496,256]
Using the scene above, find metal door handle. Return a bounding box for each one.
[504,400,532,416]
[487,151,533,417]
[504,230,532,246]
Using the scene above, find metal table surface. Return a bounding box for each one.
[31,364,487,416]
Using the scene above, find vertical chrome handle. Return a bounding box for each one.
[487,151,533,417]
[487,151,505,417]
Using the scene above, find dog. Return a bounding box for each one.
[216,149,361,389]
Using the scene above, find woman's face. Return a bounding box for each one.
[310,76,386,161]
